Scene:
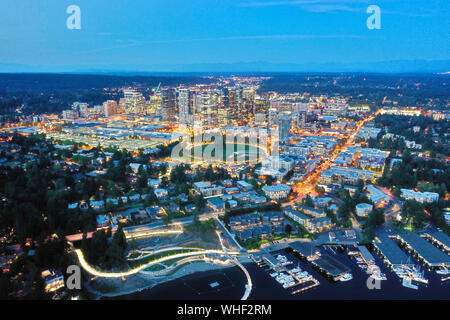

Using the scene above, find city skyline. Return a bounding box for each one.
[0,1,449,306]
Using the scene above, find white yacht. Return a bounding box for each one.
[340,273,353,282]
[436,267,450,275]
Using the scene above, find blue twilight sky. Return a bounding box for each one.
[0,0,449,71]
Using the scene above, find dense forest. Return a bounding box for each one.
[0,73,212,115]
[260,73,450,109]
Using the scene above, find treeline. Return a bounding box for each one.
[378,150,450,196]
[80,227,128,270]
[374,114,450,156]
[260,74,450,108]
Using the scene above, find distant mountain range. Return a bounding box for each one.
[0,59,449,74]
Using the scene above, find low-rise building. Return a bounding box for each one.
[207,197,226,212]
[262,183,291,200]
[41,269,65,293]
[154,188,168,199]
[283,207,333,233]
[355,203,373,217]
[400,189,439,203]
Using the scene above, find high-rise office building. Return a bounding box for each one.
[72,102,88,118]
[242,88,256,123]
[118,98,126,114]
[103,100,118,118]
[268,108,279,128]
[254,98,270,115]
[229,87,243,123]
[161,88,176,121]
[124,89,145,114]
[178,88,195,128]
[218,105,230,127]
[194,91,219,129]
[279,115,291,140]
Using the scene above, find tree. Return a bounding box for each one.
[302,195,314,208]
[285,224,292,235]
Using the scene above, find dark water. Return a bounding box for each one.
[115,246,450,300]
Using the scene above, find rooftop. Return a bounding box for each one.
[374,235,412,266]
[397,233,450,266]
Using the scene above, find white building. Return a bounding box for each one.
[400,189,439,203]
[356,203,373,217]
[262,183,291,200]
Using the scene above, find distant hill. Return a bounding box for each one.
[0,73,211,91]
[1,60,449,74]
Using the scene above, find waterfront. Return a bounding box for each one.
[114,246,450,300]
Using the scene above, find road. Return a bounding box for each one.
[286,113,376,205]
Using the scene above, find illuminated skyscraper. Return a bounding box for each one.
[178,88,194,128]
[103,100,117,118]
[279,116,291,140]
[161,88,176,121]
[124,89,145,114]
[72,102,88,118]
[194,91,218,129]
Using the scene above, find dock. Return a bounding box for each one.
[310,254,350,281]
[289,241,320,261]
[373,235,413,269]
[394,233,450,269]
[422,232,450,255]
[357,245,375,264]
[291,279,320,295]
[254,252,320,294]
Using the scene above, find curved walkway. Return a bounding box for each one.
[74,248,239,278]
[75,247,252,300]
[126,247,203,261]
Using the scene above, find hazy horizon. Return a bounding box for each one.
[0,0,449,73]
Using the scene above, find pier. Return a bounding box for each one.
[254,252,320,294]
[357,245,375,264]
[394,233,450,269]
[310,254,350,281]
[291,279,320,295]
[422,232,450,255]
[373,235,413,269]
[289,242,320,261]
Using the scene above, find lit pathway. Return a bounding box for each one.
[75,247,252,300]
[74,248,240,278]
[126,247,203,261]
[124,229,183,240]
[233,258,252,300]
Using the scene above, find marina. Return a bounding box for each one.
[348,246,387,281]
[373,235,413,269]
[393,233,450,269]
[288,242,352,281]
[117,243,450,300]
[254,252,320,295]
[310,254,352,281]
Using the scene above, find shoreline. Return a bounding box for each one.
[87,260,236,299]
